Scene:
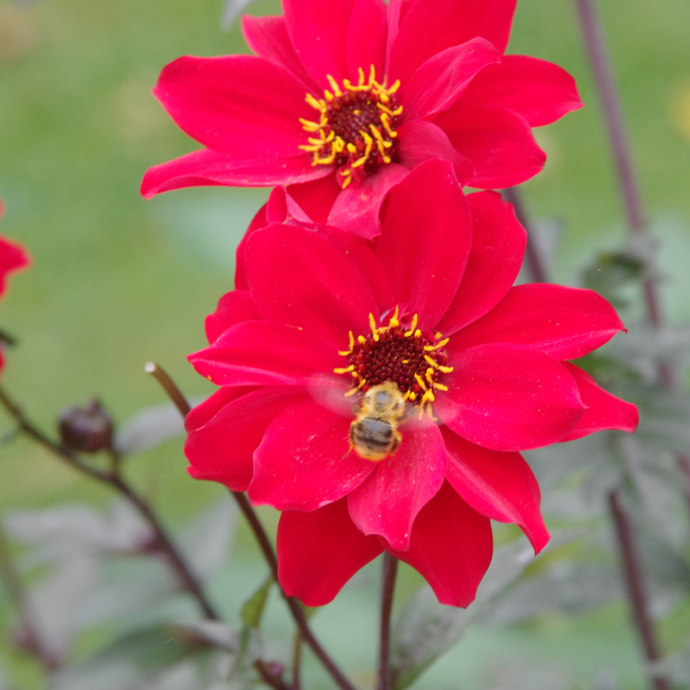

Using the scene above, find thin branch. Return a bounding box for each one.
[232,492,357,690]
[608,491,670,690]
[573,0,644,233]
[145,362,191,417]
[378,553,398,690]
[573,3,673,686]
[0,386,218,621]
[292,630,303,690]
[142,370,356,690]
[503,187,549,284]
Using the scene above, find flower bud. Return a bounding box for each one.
[58,400,113,453]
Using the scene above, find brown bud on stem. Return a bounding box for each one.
[58,400,113,453]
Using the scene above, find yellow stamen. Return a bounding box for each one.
[424,338,449,351]
[305,93,323,110]
[414,374,428,392]
[334,365,355,374]
[435,383,449,391]
[326,74,343,97]
[388,305,400,328]
[338,331,355,356]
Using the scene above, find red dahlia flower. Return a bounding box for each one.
[142,0,582,237]
[0,201,30,377]
[184,161,637,607]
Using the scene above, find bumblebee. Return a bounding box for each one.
[350,382,407,461]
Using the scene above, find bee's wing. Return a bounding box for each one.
[307,374,358,418]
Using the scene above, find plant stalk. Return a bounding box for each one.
[232,492,357,690]
[378,553,398,690]
[608,491,669,690]
[0,386,217,621]
[503,187,549,284]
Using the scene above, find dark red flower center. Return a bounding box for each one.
[335,307,452,417]
[300,66,403,189]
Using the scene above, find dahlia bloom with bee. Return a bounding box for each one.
[185,161,637,607]
[0,201,30,377]
[141,0,582,237]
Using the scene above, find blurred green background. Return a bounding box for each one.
[1,0,689,687]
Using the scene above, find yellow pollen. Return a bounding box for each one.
[338,331,355,356]
[335,309,451,423]
[300,65,402,186]
[369,313,378,338]
[424,338,449,351]
[334,365,355,374]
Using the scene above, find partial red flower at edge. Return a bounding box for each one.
[184,161,637,608]
[0,201,31,378]
[141,0,582,238]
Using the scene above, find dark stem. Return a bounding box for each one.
[608,491,670,690]
[378,553,398,690]
[109,475,218,619]
[232,491,357,690]
[573,0,645,233]
[145,367,356,690]
[503,187,549,284]
[292,630,303,690]
[0,525,58,672]
[145,362,191,417]
[0,386,218,621]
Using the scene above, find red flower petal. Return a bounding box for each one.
[347,0,387,81]
[249,400,376,511]
[560,363,639,441]
[141,149,331,199]
[283,0,352,88]
[0,235,30,297]
[460,55,583,127]
[241,15,317,91]
[396,120,474,183]
[277,499,383,606]
[315,225,395,313]
[437,191,526,335]
[189,321,340,387]
[442,430,549,553]
[453,284,626,360]
[390,0,516,84]
[388,482,493,607]
[436,343,585,451]
[205,291,260,344]
[402,39,501,120]
[185,387,309,491]
[376,160,472,328]
[153,55,312,157]
[235,203,268,291]
[348,421,447,550]
[185,387,256,430]
[327,163,409,239]
[434,104,546,189]
[286,174,341,224]
[245,224,379,345]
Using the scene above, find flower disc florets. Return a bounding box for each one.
[299,66,402,188]
[336,307,452,417]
